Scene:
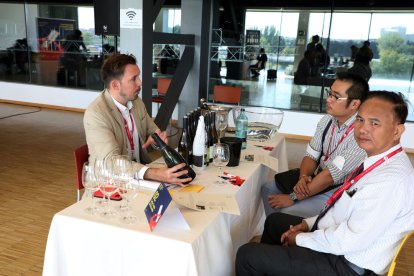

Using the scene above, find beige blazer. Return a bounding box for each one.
[84,89,158,172]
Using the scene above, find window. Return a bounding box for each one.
[208,8,414,121]
[0,2,115,91]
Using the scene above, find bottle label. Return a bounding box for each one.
[193,155,205,169]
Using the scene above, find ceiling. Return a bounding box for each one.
[2,0,413,9]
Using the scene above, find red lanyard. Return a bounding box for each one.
[324,122,355,161]
[116,107,135,151]
[326,147,402,205]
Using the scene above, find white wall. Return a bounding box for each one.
[1,81,413,149]
[0,82,99,109]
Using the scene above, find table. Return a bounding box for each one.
[43,134,288,276]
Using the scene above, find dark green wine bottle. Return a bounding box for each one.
[151,132,196,185]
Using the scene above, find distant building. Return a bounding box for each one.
[380,26,414,43]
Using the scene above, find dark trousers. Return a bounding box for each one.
[235,213,361,276]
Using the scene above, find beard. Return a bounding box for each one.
[120,88,140,102]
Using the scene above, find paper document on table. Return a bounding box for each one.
[171,192,240,216]
[241,150,279,172]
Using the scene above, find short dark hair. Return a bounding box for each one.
[366,91,408,124]
[335,71,370,106]
[101,53,137,88]
[74,29,82,37]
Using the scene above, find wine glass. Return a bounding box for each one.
[212,143,230,185]
[95,158,119,218]
[81,162,100,214]
[119,180,140,224]
[215,111,228,141]
[110,155,133,210]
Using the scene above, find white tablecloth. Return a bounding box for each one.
[43,134,288,276]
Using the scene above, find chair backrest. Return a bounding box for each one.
[387,231,414,276]
[157,77,172,96]
[74,144,89,192]
[213,85,241,104]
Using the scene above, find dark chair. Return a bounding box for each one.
[74,144,89,201]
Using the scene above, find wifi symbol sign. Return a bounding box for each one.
[126,10,136,20]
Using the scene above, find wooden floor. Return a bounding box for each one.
[0,102,180,275]
[0,103,86,275]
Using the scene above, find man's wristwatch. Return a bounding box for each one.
[289,192,298,202]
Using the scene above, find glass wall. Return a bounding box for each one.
[0,2,114,91]
[0,3,29,83]
[208,8,414,121]
[1,2,413,121]
[153,7,181,80]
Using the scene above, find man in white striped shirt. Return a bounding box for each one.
[237,91,414,276]
[262,72,369,218]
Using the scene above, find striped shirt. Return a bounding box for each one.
[305,113,366,185]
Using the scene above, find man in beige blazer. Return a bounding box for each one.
[84,53,191,185]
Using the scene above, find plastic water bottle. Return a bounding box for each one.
[235,108,248,149]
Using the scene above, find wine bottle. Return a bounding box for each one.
[186,112,193,142]
[192,115,206,171]
[235,108,248,149]
[204,114,210,166]
[206,112,214,163]
[178,116,191,164]
[193,108,199,133]
[151,132,196,184]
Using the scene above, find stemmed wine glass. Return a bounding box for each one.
[119,180,140,224]
[110,155,139,223]
[81,162,100,214]
[215,111,228,141]
[212,143,230,185]
[95,158,119,219]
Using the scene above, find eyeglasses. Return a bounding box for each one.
[325,89,348,101]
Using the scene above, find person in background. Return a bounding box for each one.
[249,48,268,78]
[358,40,374,63]
[83,53,192,185]
[237,91,414,276]
[293,50,312,85]
[306,35,320,53]
[63,29,87,53]
[350,45,358,62]
[59,29,88,86]
[348,41,373,82]
[309,43,329,76]
[261,72,369,218]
